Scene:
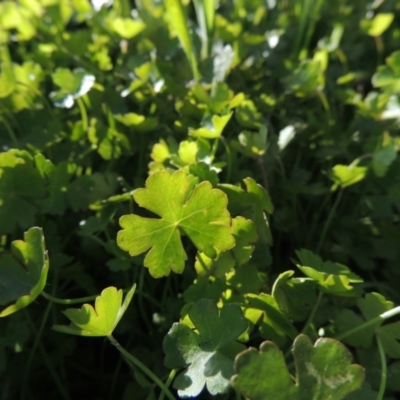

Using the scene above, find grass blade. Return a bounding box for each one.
[163,0,200,79]
[193,0,216,59]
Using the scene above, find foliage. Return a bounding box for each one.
[1,0,400,399]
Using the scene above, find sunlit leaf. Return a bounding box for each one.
[0,227,49,317]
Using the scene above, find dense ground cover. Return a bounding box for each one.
[1,0,400,399]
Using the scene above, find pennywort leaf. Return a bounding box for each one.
[163,299,247,397]
[52,284,136,337]
[0,227,49,317]
[231,334,365,400]
[295,249,363,296]
[117,170,235,277]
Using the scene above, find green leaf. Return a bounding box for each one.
[219,177,273,244]
[117,170,235,277]
[114,112,158,132]
[108,17,145,39]
[163,299,247,397]
[231,335,365,400]
[50,68,95,108]
[363,13,394,37]
[0,62,15,98]
[286,58,325,96]
[0,227,49,317]
[330,164,368,190]
[195,216,258,276]
[232,126,268,158]
[0,150,45,234]
[372,51,400,94]
[295,249,363,296]
[52,284,136,337]
[189,113,233,139]
[272,270,318,322]
[235,99,264,129]
[244,293,297,346]
[372,142,397,178]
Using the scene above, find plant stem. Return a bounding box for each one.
[41,291,99,304]
[159,369,177,400]
[257,156,268,190]
[316,186,344,253]
[0,115,19,148]
[301,291,323,335]
[76,97,88,131]
[219,136,232,183]
[22,305,70,400]
[376,333,387,400]
[336,305,400,341]
[108,335,177,400]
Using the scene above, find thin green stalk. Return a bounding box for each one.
[316,89,330,113]
[302,0,324,56]
[257,156,269,190]
[158,369,177,400]
[219,136,232,183]
[375,36,384,68]
[293,0,313,58]
[87,234,107,248]
[336,305,400,341]
[316,186,344,253]
[41,292,99,305]
[0,115,19,148]
[376,334,387,400]
[305,192,332,249]
[301,291,323,335]
[108,335,177,400]
[76,97,88,131]
[235,390,242,400]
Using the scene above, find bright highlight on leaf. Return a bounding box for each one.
[231,334,365,400]
[117,170,235,278]
[330,164,368,190]
[163,299,248,397]
[52,284,136,337]
[0,227,49,317]
[50,68,95,108]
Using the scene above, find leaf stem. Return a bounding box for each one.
[0,115,19,148]
[301,291,323,335]
[108,335,177,400]
[158,369,177,400]
[76,97,88,131]
[41,291,99,304]
[376,333,387,400]
[219,136,232,183]
[335,305,400,341]
[316,186,344,253]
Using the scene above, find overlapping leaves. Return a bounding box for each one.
[163,299,247,397]
[231,334,365,400]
